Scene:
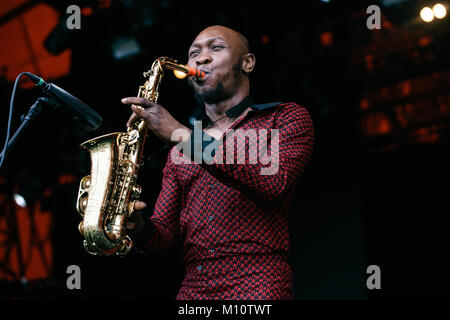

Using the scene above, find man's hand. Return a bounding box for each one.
[126,200,148,234]
[122,97,191,144]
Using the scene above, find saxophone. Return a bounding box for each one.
[76,57,204,256]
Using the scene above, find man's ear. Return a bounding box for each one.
[242,53,256,74]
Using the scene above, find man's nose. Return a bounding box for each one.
[196,51,212,65]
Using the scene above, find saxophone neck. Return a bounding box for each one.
[129,56,202,133]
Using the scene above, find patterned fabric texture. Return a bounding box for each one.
[137,102,314,300]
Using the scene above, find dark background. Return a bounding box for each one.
[1,0,449,299]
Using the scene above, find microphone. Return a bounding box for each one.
[24,72,102,132]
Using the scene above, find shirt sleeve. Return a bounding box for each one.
[194,103,315,203]
[131,154,181,255]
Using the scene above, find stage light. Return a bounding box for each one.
[13,177,43,208]
[14,193,27,208]
[420,7,434,22]
[433,3,447,19]
[173,70,187,79]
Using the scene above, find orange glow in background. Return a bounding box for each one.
[0,1,71,87]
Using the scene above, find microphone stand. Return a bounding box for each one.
[0,97,59,165]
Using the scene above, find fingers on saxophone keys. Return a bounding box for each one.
[127,111,146,130]
[128,200,147,217]
[134,201,147,211]
[131,104,145,115]
[122,97,153,107]
[126,110,139,127]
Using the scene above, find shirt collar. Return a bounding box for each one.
[226,96,284,117]
[225,96,255,118]
[199,96,282,125]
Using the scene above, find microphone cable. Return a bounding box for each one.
[0,72,30,169]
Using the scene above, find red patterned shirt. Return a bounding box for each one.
[133,98,314,300]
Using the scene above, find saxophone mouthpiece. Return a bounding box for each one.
[186,67,205,79]
[163,58,205,80]
[173,67,205,80]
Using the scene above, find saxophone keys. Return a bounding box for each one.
[128,200,137,216]
[78,221,84,236]
[76,175,91,216]
[127,185,141,216]
[81,176,91,189]
[76,194,89,217]
[127,129,139,145]
[117,236,133,257]
[83,240,97,256]
[132,185,142,198]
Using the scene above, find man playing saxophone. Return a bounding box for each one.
[121,25,314,300]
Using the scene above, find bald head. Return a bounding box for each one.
[191,25,250,56]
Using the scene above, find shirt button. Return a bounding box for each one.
[197,265,203,271]
[208,215,214,221]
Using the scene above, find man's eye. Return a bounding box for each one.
[211,45,223,51]
[189,51,199,58]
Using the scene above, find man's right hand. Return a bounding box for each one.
[122,97,191,145]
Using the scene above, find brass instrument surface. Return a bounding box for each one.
[76,57,199,256]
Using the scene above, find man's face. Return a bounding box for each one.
[187,26,245,103]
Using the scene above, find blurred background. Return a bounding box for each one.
[0,0,449,300]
